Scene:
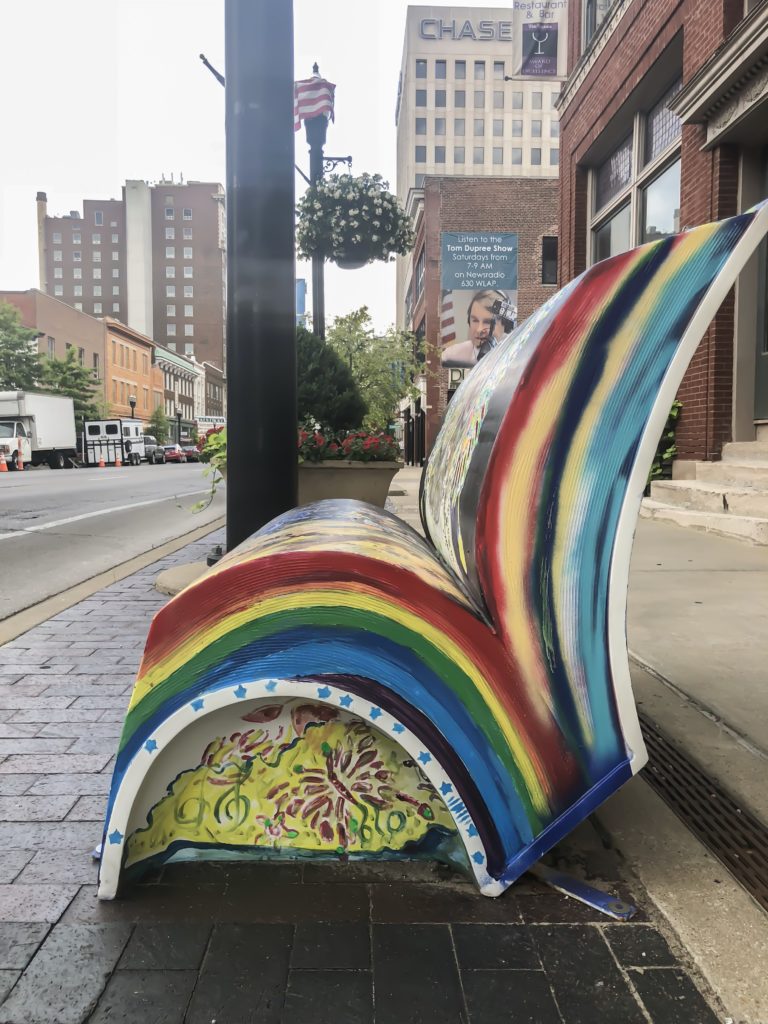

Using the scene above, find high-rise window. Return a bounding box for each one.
[166,247,175,258]
[73,268,82,279]
[474,61,485,80]
[184,285,193,297]
[415,117,426,135]
[48,337,56,357]
[113,286,119,295]
[74,303,83,312]
[165,207,174,219]
[532,92,543,109]
[493,119,503,137]
[532,120,542,138]
[78,348,85,365]
[416,89,427,107]
[512,148,523,165]
[455,90,465,108]
[531,148,542,165]
[167,304,176,316]
[435,90,446,107]
[551,121,560,138]
[93,286,102,296]
[94,303,102,314]
[435,117,445,135]
[493,91,504,109]
[512,119,523,137]
[473,146,484,164]
[166,227,175,239]
[183,227,192,239]
[513,92,523,109]
[184,305,193,317]
[435,60,446,79]
[183,267,193,278]
[416,59,427,78]
[166,285,176,297]
[167,324,177,336]
[550,148,560,166]
[112,252,119,261]
[72,232,81,244]
[73,251,81,262]
[92,234,101,244]
[415,146,426,162]
[454,117,465,136]
[53,250,62,262]
[493,147,503,165]
[474,118,484,136]
[112,269,119,278]
[435,146,446,163]
[74,285,83,296]
[455,60,466,79]
[54,268,63,279]
[52,232,61,243]
[454,146,465,164]
[94,211,103,225]
[111,234,119,243]
[184,324,194,336]
[93,251,101,262]
[54,284,63,296]
[182,208,192,220]
[93,352,100,376]
[474,90,485,108]
[166,267,175,278]
[183,247,193,259]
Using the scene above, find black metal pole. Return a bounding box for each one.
[225,0,297,550]
[176,410,182,444]
[305,112,327,339]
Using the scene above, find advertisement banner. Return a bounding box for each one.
[521,23,559,76]
[440,232,518,371]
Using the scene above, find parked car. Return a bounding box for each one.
[162,444,187,463]
[143,435,165,464]
[182,446,200,462]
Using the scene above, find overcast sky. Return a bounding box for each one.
[0,0,437,332]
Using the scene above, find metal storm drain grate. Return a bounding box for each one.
[639,713,768,914]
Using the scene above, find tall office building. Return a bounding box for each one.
[37,178,226,371]
[395,5,567,325]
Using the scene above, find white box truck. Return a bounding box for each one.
[0,391,77,470]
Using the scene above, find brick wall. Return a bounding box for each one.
[422,176,559,450]
[558,0,744,460]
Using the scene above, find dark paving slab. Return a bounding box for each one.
[117,923,211,971]
[371,881,521,923]
[630,968,722,1024]
[291,922,371,970]
[452,923,541,970]
[533,925,646,1024]
[0,923,131,1024]
[89,969,197,1024]
[462,969,563,1023]
[284,969,373,1024]
[604,923,678,967]
[372,923,465,1024]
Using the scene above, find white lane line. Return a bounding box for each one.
[0,489,210,541]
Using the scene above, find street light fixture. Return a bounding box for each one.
[128,394,136,418]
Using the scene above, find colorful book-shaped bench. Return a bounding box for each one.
[98,203,768,899]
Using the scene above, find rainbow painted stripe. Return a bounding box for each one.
[99,203,768,898]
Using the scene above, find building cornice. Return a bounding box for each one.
[668,0,768,140]
[556,0,633,114]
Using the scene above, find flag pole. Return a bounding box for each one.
[304,64,327,340]
[224,0,297,548]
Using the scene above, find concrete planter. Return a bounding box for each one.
[298,460,402,507]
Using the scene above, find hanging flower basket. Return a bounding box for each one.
[297,172,415,268]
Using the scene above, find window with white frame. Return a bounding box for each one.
[93,251,101,262]
[72,232,81,244]
[52,232,62,243]
[183,227,192,239]
[184,304,193,317]
[93,286,102,296]
[54,285,63,296]
[112,251,119,261]
[589,79,682,264]
[167,324,177,336]
[73,251,81,262]
[583,0,613,50]
[183,266,193,278]
[53,250,62,262]
[92,234,101,244]
[165,207,174,219]
[166,227,175,240]
[111,234,119,243]
[184,285,193,298]
[74,285,82,296]
[167,304,176,316]
[112,268,119,278]
[93,268,101,279]
[166,247,175,258]
[113,286,119,296]
[74,302,83,311]
[166,266,175,278]
[112,303,120,313]
[73,268,82,279]
[184,324,194,336]
[94,303,102,314]
[182,208,192,219]
[166,285,176,297]
[54,268,63,279]
[183,247,192,259]
[94,211,103,225]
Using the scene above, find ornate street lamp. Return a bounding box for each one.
[128,394,136,418]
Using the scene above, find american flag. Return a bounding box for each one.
[294,76,336,132]
[440,291,456,345]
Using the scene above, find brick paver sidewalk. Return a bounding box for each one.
[0,529,725,1023]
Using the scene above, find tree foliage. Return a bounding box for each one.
[40,347,100,431]
[147,405,170,444]
[326,307,423,430]
[296,325,367,432]
[0,301,43,391]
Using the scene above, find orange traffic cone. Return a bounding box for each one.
[16,443,23,472]
[0,454,7,473]
[98,454,105,468]
[115,453,122,468]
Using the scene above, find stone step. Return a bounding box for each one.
[640,498,768,544]
[755,423,768,442]
[721,441,768,463]
[651,479,768,518]
[695,461,768,486]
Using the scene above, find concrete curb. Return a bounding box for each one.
[0,516,225,646]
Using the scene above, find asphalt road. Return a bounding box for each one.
[0,462,224,620]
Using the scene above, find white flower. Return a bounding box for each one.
[372,235,379,242]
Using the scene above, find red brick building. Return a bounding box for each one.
[402,175,559,458]
[558,0,768,469]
